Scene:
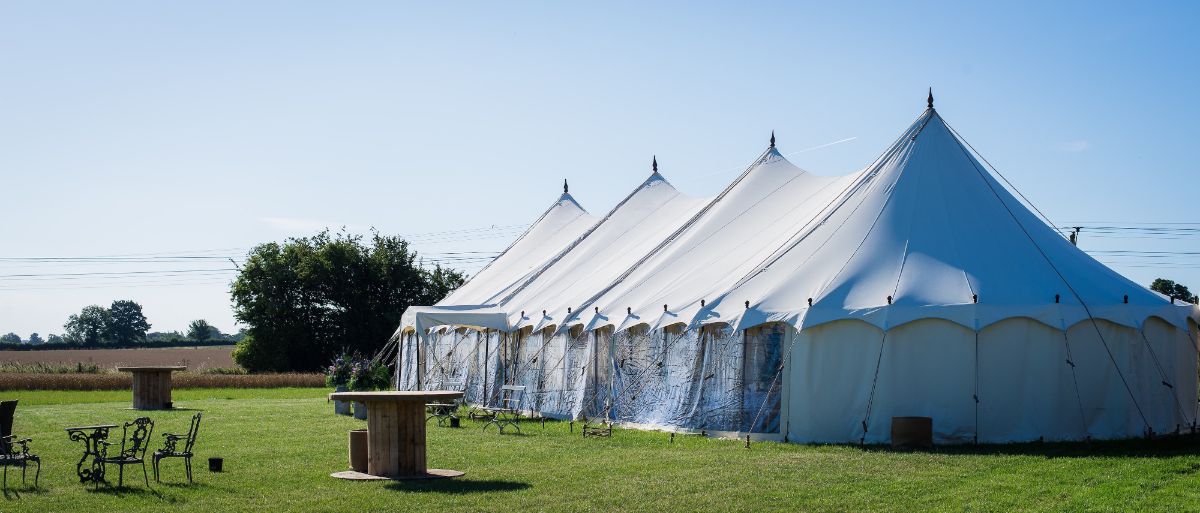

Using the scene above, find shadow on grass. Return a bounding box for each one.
[3,485,50,500]
[855,433,1200,459]
[480,431,534,437]
[154,480,229,492]
[85,484,171,500]
[385,479,531,494]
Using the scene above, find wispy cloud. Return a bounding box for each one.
[1057,139,1090,152]
[259,217,365,233]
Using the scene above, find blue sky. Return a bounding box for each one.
[1,1,1197,337]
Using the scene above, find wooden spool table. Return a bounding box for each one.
[116,366,186,410]
[327,391,465,481]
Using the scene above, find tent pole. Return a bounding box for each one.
[416,329,424,391]
[396,330,405,390]
[482,329,490,407]
[741,328,749,432]
[608,328,616,422]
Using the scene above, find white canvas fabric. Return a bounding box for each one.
[395,104,1200,444]
[396,189,598,334]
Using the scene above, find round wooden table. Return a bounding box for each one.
[116,366,186,410]
[327,391,465,480]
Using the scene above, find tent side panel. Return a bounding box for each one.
[1143,317,1198,432]
[788,320,883,443]
[977,318,1084,442]
[865,319,976,444]
[742,323,786,433]
[1067,319,1149,439]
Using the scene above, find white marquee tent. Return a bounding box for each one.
[392,98,1200,444]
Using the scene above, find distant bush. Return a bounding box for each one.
[0,372,324,391]
[200,367,248,375]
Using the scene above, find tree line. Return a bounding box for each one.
[1,300,241,348]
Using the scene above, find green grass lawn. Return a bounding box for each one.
[3,389,1200,512]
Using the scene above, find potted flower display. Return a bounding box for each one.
[348,357,391,420]
[326,353,354,415]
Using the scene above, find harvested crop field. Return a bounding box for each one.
[0,345,237,370]
[0,371,324,390]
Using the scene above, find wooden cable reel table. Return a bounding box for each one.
[327,391,465,480]
[116,366,186,410]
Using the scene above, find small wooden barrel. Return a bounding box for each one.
[348,429,368,472]
[891,416,933,449]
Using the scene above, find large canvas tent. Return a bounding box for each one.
[393,98,1200,444]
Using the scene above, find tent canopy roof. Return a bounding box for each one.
[401,106,1198,336]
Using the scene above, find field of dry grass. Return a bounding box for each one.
[0,371,324,390]
[0,345,237,369]
[0,345,324,390]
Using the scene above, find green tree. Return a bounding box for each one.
[231,230,465,372]
[0,333,20,344]
[106,299,151,343]
[28,333,43,345]
[65,305,112,346]
[147,331,186,343]
[46,334,65,344]
[188,319,214,341]
[1151,278,1199,304]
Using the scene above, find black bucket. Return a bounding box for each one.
[209,457,224,472]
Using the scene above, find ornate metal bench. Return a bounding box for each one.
[1,400,40,491]
[154,412,201,483]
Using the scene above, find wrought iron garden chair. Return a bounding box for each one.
[480,385,525,433]
[1,400,40,491]
[582,417,613,438]
[426,381,464,426]
[153,412,201,483]
[98,417,153,487]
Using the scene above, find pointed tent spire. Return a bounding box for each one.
[927,87,934,109]
[563,179,568,194]
[652,155,657,172]
[770,130,776,148]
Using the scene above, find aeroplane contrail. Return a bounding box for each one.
[699,136,857,177]
[783,136,857,156]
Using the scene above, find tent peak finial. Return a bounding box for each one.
[770,130,776,148]
[652,155,657,172]
[563,179,568,194]
[927,87,934,109]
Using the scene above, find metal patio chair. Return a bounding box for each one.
[480,385,526,434]
[0,400,40,491]
[426,381,464,427]
[98,417,153,487]
[153,412,201,483]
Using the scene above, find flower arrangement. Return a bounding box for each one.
[348,357,391,391]
[325,352,354,388]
